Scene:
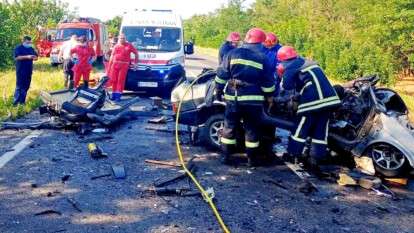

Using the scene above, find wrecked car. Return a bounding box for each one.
[171,69,414,177]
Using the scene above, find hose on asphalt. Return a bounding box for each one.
[175,76,231,233]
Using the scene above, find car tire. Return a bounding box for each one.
[367,143,409,177]
[199,114,224,150]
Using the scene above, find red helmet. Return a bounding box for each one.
[264,32,278,48]
[226,32,241,42]
[277,46,298,62]
[244,28,266,44]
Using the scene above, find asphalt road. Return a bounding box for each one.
[1,52,414,233]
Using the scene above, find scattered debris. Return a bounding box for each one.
[150,96,163,109]
[46,190,61,197]
[87,143,108,159]
[52,229,67,233]
[384,178,408,187]
[66,197,82,212]
[34,209,62,216]
[90,174,112,180]
[145,159,181,167]
[337,170,382,190]
[154,160,196,187]
[148,116,168,124]
[112,164,126,179]
[354,156,375,175]
[31,183,38,188]
[61,175,71,183]
[370,185,397,199]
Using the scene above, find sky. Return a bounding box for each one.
[63,0,255,21]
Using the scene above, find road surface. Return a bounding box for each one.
[0,52,414,233]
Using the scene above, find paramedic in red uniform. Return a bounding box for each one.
[70,35,96,88]
[108,33,138,101]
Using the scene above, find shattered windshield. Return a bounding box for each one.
[122,26,181,52]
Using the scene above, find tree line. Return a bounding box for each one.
[0,0,77,68]
[184,0,414,84]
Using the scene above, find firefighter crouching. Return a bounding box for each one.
[215,28,275,167]
[276,46,341,169]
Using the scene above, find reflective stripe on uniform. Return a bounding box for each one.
[297,99,341,113]
[261,85,276,93]
[298,96,340,109]
[215,76,227,85]
[311,139,328,145]
[301,65,319,73]
[325,119,330,142]
[300,81,312,95]
[291,135,306,143]
[230,59,263,70]
[221,137,236,145]
[309,70,323,99]
[224,94,265,101]
[245,141,260,148]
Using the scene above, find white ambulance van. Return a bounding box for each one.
[120,9,194,96]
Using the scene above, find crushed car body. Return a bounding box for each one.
[171,69,414,177]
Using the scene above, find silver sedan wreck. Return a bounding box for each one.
[172,69,414,177]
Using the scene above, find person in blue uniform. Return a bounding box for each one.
[276,46,341,169]
[13,36,38,106]
[218,32,241,65]
[215,28,275,167]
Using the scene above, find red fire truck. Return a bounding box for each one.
[50,17,109,66]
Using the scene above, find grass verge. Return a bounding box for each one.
[0,58,102,121]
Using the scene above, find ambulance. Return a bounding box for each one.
[120,9,194,96]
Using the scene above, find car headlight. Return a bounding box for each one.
[167,56,184,65]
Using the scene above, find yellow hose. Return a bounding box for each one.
[175,76,231,233]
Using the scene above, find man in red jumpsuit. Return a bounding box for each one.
[108,33,138,101]
[70,35,96,88]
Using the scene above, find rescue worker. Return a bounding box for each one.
[215,28,275,166]
[59,34,78,89]
[276,46,341,169]
[261,32,283,156]
[13,36,38,106]
[108,33,138,101]
[218,32,241,65]
[70,35,96,88]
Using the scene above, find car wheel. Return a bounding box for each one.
[368,143,408,177]
[199,114,224,150]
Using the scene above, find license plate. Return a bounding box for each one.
[138,82,158,88]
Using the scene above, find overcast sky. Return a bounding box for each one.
[63,0,255,21]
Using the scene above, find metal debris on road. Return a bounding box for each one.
[87,143,108,159]
[34,209,62,216]
[154,159,196,187]
[112,164,126,179]
[66,197,82,212]
[90,174,112,180]
[61,175,71,183]
[145,159,181,167]
[148,116,168,124]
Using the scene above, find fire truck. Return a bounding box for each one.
[50,17,109,66]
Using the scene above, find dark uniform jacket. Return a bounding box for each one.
[282,57,341,114]
[215,43,275,104]
[218,41,236,65]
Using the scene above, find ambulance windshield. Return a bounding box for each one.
[122,26,181,52]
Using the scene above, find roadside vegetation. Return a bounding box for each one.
[185,0,414,86]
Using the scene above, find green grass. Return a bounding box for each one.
[0,58,103,121]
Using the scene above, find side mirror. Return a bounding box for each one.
[184,42,194,55]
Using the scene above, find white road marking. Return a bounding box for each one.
[0,130,42,169]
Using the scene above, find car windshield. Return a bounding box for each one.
[122,26,181,52]
[55,28,92,41]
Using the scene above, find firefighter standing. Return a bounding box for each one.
[108,33,138,101]
[59,34,78,89]
[70,35,96,88]
[218,32,241,65]
[215,28,275,166]
[276,46,341,168]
